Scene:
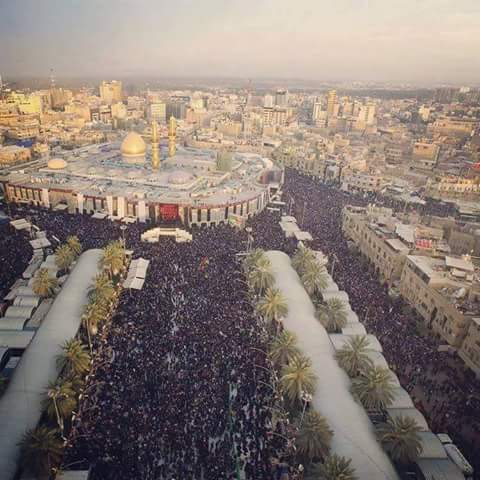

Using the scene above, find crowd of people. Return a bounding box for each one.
[4,167,479,477]
[55,215,289,479]
[0,222,32,300]
[282,168,480,475]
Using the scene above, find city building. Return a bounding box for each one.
[326,89,337,118]
[99,80,122,105]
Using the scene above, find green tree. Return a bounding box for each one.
[269,330,301,368]
[100,241,125,277]
[307,455,357,480]
[317,298,348,333]
[18,426,63,480]
[32,268,59,298]
[351,365,396,411]
[88,273,115,305]
[296,410,333,464]
[280,354,317,406]
[301,261,328,297]
[55,244,76,271]
[248,258,275,294]
[42,379,77,433]
[56,338,91,377]
[243,248,267,273]
[292,245,317,276]
[66,235,82,257]
[335,335,374,377]
[257,287,288,322]
[378,415,423,465]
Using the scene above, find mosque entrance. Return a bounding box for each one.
[159,204,179,223]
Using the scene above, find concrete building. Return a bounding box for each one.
[326,89,337,118]
[0,146,31,166]
[148,102,166,123]
[99,80,122,105]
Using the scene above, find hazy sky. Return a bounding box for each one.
[1,0,480,84]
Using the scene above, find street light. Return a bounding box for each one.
[299,390,313,427]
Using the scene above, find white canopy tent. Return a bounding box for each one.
[0,249,102,480]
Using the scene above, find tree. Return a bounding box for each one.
[301,261,328,297]
[280,354,317,406]
[257,287,288,322]
[100,241,125,277]
[56,338,91,377]
[296,410,333,464]
[55,244,75,271]
[66,235,82,257]
[42,379,77,433]
[351,365,396,411]
[18,426,63,480]
[317,298,348,333]
[378,415,423,465]
[335,335,374,377]
[248,258,275,294]
[243,248,268,273]
[88,273,115,305]
[269,330,301,368]
[292,245,317,275]
[307,455,357,480]
[32,268,59,298]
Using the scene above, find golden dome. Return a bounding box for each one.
[121,132,146,156]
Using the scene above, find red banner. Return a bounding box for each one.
[159,204,178,220]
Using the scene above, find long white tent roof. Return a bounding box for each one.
[0,249,101,480]
[266,251,398,480]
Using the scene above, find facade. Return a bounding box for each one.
[149,102,166,123]
[0,145,31,166]
[99,80,122,105]
[326,89,337,118]
[1,135,281,228]
[342,204,480,376]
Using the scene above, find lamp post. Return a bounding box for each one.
[299,390,313,427]
[330,253,339,278]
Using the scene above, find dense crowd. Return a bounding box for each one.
[283,169,480,475]
[0,222,32,300]
[4,168,478,478]
[56,213,289,479]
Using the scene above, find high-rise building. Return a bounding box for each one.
[99,80,122,105]
[264,94,274,108]
[149,102,166,122]
[275,89,287,107]
[166,97,188,120]
[326,89,337,118]
[312,102,323,122]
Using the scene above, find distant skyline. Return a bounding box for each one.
[1,0,480,85]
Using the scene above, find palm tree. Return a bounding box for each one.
[335,335,374,377]
[100,241,125,277]
[18,426,63,480]
[301,261,328,297]
[269,330,301,368]
[56,338,91,377]
[351,365,396,411]
[243,248,267,272]
[280,354,317,406]
[88,273,115,305]
[32,268,59,298]
[257,287,288,323]
[292,245,317,275]
[42,379,77,434]
[248,258,275,294]
[378,415,423,465]
[66,235,82,257]
[296,410,333,464]
[317,298,348,333]
[307,455,357,480]
[55,244,75,271]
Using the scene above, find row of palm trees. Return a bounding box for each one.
[18,240,127,480]
[293,246,424,469]
[31,236,82,299]
[243,249,355,479]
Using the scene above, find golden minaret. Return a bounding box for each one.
[151,119,160,169]
[168,116,177,157]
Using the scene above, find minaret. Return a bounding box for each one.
[168,116,177,157]
[151,119,160,169]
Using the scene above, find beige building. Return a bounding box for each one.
[459,318,480,375]
[99,80,122,105]
[0,145,31,165]
[428,117,477,138]
[412,142,440,170]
